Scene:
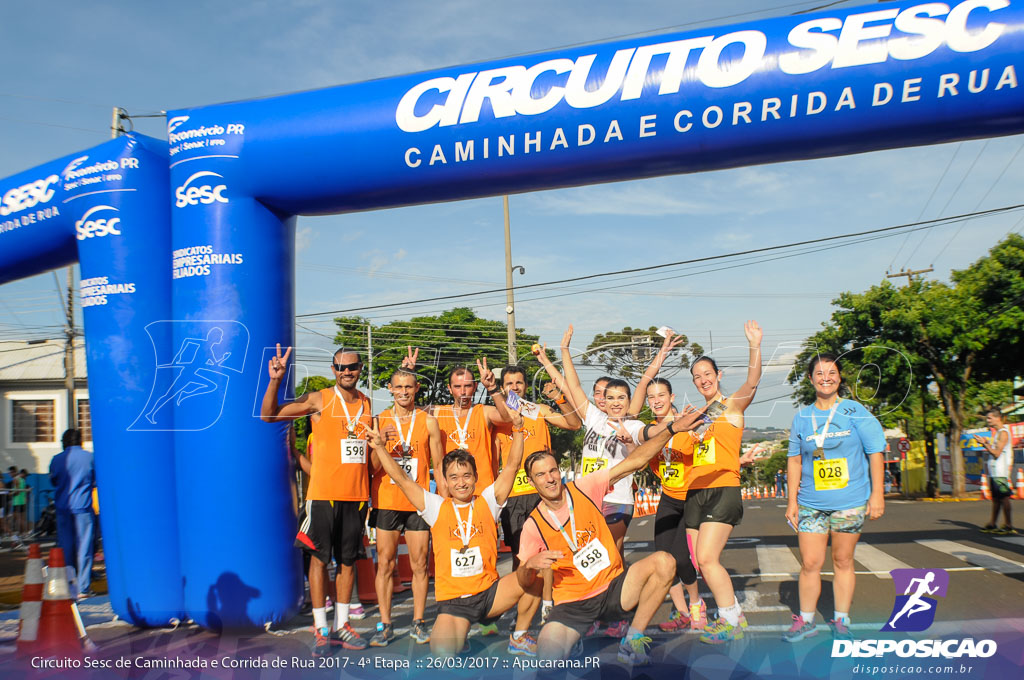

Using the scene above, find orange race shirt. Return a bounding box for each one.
[527,479,623,604]
[306,388,373,502]
[373,408,432,512]
[494,400,551,498]
[649,430,691,500]
[434,404,495,495]
[428,493,500,602]
[685,401,743,490]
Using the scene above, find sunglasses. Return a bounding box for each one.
[333,361,362,372]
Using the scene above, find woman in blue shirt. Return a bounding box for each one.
[782,353,885,642]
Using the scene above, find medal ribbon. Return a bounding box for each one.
[335,387,364,436]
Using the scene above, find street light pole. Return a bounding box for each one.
[503,195,517,363]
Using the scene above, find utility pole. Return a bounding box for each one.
[367,324,373,413]
[503,196,524,364]
[886,267,934,283]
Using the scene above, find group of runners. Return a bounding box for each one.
[261,319,892,665]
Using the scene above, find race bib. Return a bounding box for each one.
[340,439,366,465]
[581,457,606,475]
[573,539,611,582]
[659,461,686,489]
[450,547,483,578]
[389,456,418,484]
[512,468,533,494]
[693,438,716,466]
[813,457,849,491]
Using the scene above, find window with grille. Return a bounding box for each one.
[77,399,92,442]
[12,400,55,443]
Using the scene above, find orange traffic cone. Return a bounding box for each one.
[36,548,82,658]
[1015,468,1024,500]
[980,474,991,501]
[16,544,44,656]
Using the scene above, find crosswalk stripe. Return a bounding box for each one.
[995,535,1024,548]
[755,544,801,582]
[916,539,1024,574]
[854,543,911,578]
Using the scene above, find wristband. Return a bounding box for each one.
[666,420,677,436]
[487,387,501,395]
[555,396,567,405]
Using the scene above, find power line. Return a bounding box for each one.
[889,142,962,272]
[298,204,1023,319]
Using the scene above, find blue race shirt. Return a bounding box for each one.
[788,399,885,511]
[48,445,95,514]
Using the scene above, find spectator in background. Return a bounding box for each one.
[11,469,28,546]
[980,408,1016,535]
[49,429,96,598]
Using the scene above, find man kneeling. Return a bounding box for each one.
[515,406,704,665]
[368,409,540,656]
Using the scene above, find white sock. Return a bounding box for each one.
[334,603,350,630]
[800,611,815,623]
[719,602,742,626]
[512,630,526,640]
[833,610,849,624]
[313,607,328,631]
[542,599,553,609]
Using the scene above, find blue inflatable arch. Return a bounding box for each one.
[2,0,1022,629]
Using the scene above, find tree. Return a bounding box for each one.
[582,326,704,381]
[332,307,545,406]
[293,375,332,453]
[788,234,1024,498]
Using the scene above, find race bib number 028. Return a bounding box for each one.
[813,457,849,491]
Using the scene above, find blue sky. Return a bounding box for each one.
[1,1,1022,427]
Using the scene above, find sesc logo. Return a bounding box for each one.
[882,568,949,632]
[0,175,60,216]
[175,171,228,208]
[61,156,90,181]
[75,205,122,240]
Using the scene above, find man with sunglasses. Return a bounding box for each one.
[261,345,372,656]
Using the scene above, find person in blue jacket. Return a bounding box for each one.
[49,428,96,598]
[782,353,885,643]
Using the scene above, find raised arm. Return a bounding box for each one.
[493,411,526,504]
[557,326,591,418]
[426,414,448,498]
[539,382,582,431]
[628,330,685,417]
[261,344,321,422]
[607,405,707,486]
[367,427,427,512]
[480,357,512,425]
[727,321,763,414]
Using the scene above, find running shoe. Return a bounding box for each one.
[980,524,999,533]
[412,619,430,644]
[369,622,393,647]
[690,600,708,631]
[349,603,366,620]
[312,627,334,658]
[699,617,744,644]
[828,618,853,641]
[332,622,369,650]
[605,620,630,638]
[658,608,692,632]
[508,632,538,656]
[478,622,499,636]
[782,615,818,642]
[584,621,601,637]
[995,526,1020,536]
[617,633,653,665]
[540,603,553,625]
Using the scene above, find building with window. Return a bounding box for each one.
[0,339,89,474]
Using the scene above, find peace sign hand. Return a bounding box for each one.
[268,344,291,381]
[477,357,497,390]
[541,381,561,401]
[400,346,419,370]
[608,419,633,444]
[365,426,386,450]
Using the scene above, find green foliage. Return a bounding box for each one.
[333,307,544,406]
[787,234,1024,495]
[292,375,333,453]
[582,326,704,381]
